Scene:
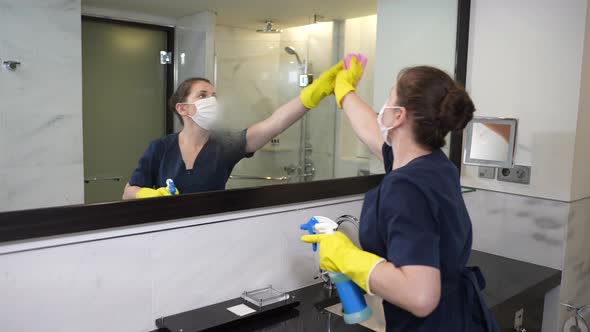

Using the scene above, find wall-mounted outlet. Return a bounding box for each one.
[514,308,524,331]
[497,165,531,185]
[478,166,496,179]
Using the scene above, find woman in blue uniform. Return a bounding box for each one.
[122,62,342,199]
[302,59,498,331]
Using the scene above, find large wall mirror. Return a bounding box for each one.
[0,0,470,241]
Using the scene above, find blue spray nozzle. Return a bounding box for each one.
[298,216,371,325]
[300,217,319,252]
[166,179,176,195]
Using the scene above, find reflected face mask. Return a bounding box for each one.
[377,105,402,146]
[183,96,219,130]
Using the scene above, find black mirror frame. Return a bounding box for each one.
[0,0,471,243]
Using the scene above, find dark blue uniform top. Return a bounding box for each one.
[359,144,497,332]
[128,130,252,193]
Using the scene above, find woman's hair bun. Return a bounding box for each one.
[438,87,475,131]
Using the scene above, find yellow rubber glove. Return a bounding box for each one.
[136,187,180,199]
[300,61,343,109]
[301,231,385,294]
[334,57,365,108]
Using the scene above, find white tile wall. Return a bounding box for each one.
[464,189,582,331]
[0,197,364,332]
[0,0,84,212]
[462,0,588,201]
[571,0,590,200]
[460,0,590,328]
[0,235,153,332]
[557,197,590,330]
[465,190,590,331]
[542,286,561,332]
[464,190,568,270]
[0,187,576,332]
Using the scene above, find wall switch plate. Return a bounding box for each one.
[497,165,531,185]
[514,308,524,330]
[299,74,313,87]
[478,166,496,179]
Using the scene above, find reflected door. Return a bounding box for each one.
[82,18,169,203]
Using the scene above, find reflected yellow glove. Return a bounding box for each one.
[335,57,365,108]
[136,187,180,199]
[300,61,343,109]
[301,231,385,294]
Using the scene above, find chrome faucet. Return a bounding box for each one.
[315,215,361,290]
[336,215,360,231]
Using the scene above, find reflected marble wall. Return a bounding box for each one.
[334,15,379,178]
[374,0,458,110]
[0,0,84,212]
[217,22,338,189]
[174,11,216,132]
[281,22,337,182]
[214,25,291,189]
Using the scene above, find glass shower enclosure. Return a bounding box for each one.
[215,21,343,189]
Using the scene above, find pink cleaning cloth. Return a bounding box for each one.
[343,53,368,84]
[343,53,368,70]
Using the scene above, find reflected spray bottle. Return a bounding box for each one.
[166,179,176,195]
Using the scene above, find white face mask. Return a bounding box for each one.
[182,96,219,130]
[377,105,402,146]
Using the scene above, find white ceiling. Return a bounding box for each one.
[82,0,377,29]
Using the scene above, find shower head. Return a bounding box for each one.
[256,20,282,34]
[284,46,303,65]
[284,46,297,55]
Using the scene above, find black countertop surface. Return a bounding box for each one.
[151,250,561,332]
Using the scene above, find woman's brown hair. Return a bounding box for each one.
[396,66,475,150]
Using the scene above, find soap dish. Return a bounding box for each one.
[241,285,291,308]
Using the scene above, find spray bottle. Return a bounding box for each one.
[300,216,372,324]
[166,179,176,195]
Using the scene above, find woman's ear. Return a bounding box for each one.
[392,106,408,129]
[175,103,189,117]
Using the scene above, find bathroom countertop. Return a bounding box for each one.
[151,250,561,332]
[469,250,560,309]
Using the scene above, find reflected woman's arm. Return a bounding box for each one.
[245,61,343,153]
[245,97,309,153]
[341,92,385,160]
[122,183,140,200]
